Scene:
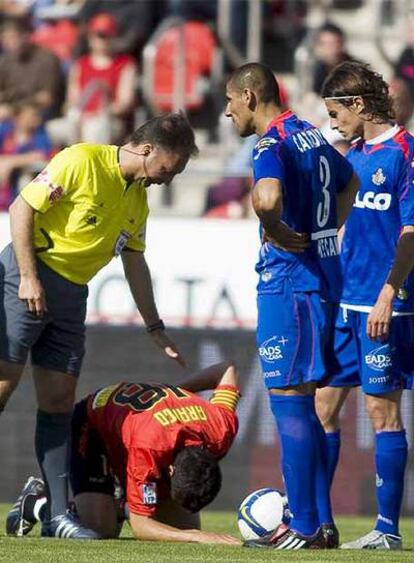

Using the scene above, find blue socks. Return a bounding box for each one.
[321,426,406,536]
[269,394,321,536]
[374,430,407,536]
[35,410,72,521]
[325,431,341,487]
[309,404,334,525]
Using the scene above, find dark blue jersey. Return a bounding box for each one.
[253,110,353,301]
[341,125,414,312]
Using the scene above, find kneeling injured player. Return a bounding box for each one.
[7,362,241,544]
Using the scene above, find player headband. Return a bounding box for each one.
[323,94,374,100]
[324,95,356,100]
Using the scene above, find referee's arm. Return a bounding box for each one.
[9,196,46,316]
[121,249,186,367]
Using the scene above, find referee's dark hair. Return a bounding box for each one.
[227,62,281,106]
[170,447,222,513]
[130,113,199,159]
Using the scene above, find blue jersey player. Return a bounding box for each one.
[316,62,414,550]
[225,63,359,549]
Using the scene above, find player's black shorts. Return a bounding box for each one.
[70,398,115,497]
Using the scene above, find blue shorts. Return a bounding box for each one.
[256,283,335,389]
[328,307,414,394]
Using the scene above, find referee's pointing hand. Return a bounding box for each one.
[149,329,187,368]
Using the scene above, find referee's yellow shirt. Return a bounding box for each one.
[20,143,149,285]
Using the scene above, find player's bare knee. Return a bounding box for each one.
[366,394,403,432]
[315,395,339,431]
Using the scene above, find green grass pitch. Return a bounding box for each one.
[0,506,412,562]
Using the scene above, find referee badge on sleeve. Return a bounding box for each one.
[142,482,157,505]
[114,230,131,256]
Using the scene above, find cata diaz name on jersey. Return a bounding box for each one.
[312,228,340,259]
[291,128,328,153]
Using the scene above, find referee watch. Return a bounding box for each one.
[146,319,165,333]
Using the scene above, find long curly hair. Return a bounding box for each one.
[322,61,395,122]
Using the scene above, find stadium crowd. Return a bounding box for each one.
[1,1,414,217]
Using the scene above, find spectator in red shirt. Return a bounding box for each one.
[48,12,137,145]
[7,361,242,545]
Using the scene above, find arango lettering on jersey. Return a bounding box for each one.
[154,405,208,427]
[291,128,327,153]
[354,191,392,211]
[311,228,339,258]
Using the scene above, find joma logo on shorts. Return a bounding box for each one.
[369,376,389,384]
[365,345,392,371]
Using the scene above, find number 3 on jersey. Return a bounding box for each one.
[316,155,331,228]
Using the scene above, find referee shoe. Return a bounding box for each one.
[6,476,45,537]
[41,512,102,540]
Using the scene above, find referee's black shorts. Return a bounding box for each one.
[0,243,88,376]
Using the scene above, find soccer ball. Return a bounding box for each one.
[237,488,290,540]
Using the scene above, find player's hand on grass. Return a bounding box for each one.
[18,275,47,317]
[193,531,242,545]
[367,286,394,341]
[150,329,187,367]
[262,223,309,253]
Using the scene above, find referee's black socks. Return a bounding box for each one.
[35,410,71,521]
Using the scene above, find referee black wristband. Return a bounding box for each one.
[146,319,165,333]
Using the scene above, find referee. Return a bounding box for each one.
[0,113,198,539]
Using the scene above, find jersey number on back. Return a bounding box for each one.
[112,383,189,412]
[316,155,331,228]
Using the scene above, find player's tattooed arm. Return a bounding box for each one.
[179,361,239,393]
[367,226,414,340]
[9,196,47,317]
[252,178,309,253]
